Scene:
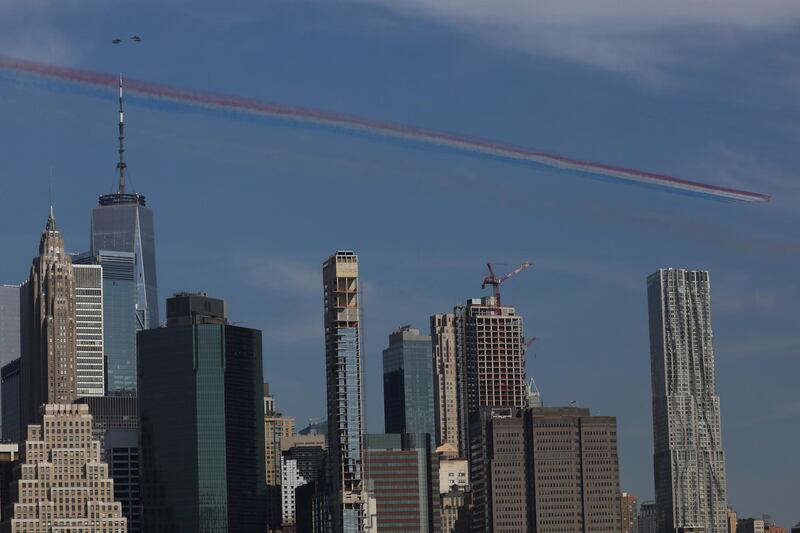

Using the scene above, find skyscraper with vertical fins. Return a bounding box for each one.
[647,269,728,533]
[322,251,367,532]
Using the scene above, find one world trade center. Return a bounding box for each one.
[87,76,158,395]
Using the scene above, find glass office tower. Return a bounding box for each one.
[91,192,158,331]
[382,326,436,438]
[138,293,266,533]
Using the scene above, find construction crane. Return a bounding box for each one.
[481,261,532,307]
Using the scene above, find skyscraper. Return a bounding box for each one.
[0,285,20,439]
[648,269,728,533]
[1,404,128,532]
[75,250,138,395]
[281,435,327,527]
[73,263,105,397]
[264,383,296,531]
[364,433,440,533]
[462,296,526,415]
[525,406,622,533]
[322,251,367,532]
[0,285,20,366]
[91,77,159,333]
[138,292,267,532]
[431,313,461,451]
[1,358,21,441]
[75,395,141,533]
[382,325,436,438]
[20,207,78,429]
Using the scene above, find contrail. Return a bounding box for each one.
[0,54,771,203]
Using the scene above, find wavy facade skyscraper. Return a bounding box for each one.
[648,269,728,533]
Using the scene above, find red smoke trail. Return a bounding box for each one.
[0,54,771,203]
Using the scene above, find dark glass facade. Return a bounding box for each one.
[91,198,159,330]
[138,299,266,533]
[0,285,20,367]
[1,358,20,441]
[382,327,436,438]
[75,395,141,532]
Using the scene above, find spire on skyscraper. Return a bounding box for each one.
[47,174,56,231]
[117,73,126,194]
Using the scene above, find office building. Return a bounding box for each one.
[638,501,657,533]
[462,296,526,415]
[263,384,296,531]
[75,250,139,395]
[467,408,527,533]
[1,359,20,441]
[648,269,728,533]
[0,285,20,367]
[73,263,105,396]
[526,406,621,533]
[621,492,639,533]
[322,251,367,531]
[738,519,766,533]
[281,435,326,527]
[441,485,470,533]
[138,292,266,532]
[382,325,436,437]
[728,508,738,533]
[438,455,468,494]
[75,395,140,533]
[0,442,19,523]
[365,433,440,533]
[1,403,127,532]
[436,447,469,533]
[20,208,78,430]
[431,313,462,451]
[0,284,20,442]
[90,80,159,333]
[264,384,296,485]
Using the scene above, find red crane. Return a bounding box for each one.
[481,261,532,306]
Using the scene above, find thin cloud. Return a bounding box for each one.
[0,1,84,64]
[348,0,800,82]
[235,254,321,295]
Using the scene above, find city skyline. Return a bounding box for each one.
[0,1,797,527]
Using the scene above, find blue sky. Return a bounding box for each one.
[1,0,798,525]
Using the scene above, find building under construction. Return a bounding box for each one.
[322,251,368,532]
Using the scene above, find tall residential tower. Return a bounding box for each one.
[462,296,527,415]
[648,269,728,533]
[430,313,461,451]
[322,251,367,532]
